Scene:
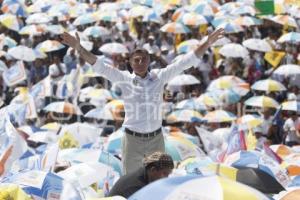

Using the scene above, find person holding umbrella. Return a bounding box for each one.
[61,28,224,174]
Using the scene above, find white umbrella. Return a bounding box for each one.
[83,26,110,38]
[219,43,249,58]
[273,64,300,76]
[251,79,286,92]
[100,43,129,54]
[242,38,272,52]
[36,40,65,52]
[7,45,36,62]
[168,74,200,86]
[26,13,51,24]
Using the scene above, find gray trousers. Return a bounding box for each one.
[122,132,165,175]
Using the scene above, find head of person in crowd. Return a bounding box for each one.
[129,48,150,77]
[253,126,264,140]
[143,152,174,182]
[288,111,298,121]
[262,108,272,119]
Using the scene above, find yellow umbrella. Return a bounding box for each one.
[244,95,279,108]
[0,184,32,200]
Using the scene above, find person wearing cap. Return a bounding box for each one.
[253,126,268,150]
[108,152,174,198]
[61,28,224,174]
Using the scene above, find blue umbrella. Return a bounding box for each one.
[129,176,199,200]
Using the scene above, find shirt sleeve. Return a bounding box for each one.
[92,56,127,83]
[158,51,199,84]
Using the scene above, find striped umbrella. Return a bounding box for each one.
[245,96,279,108]
[251,79,286,92]
[160,22,191,34]
[271,15,298,27]
[180,12,207,26]
[43,101,82,115]
[235,16,262,27]
[166,109,203,123]
[281,101,300,112]
[36,40,65,52]
[26,12,51,24]
[177,39,200,53]
[207,75,250,96]
[191,2,218,16]
[0,13,20,31]
[237,114,263,129]
[277,32,300,43]
[100,43,129,55]
[203,109,237,123]
[217,22,244,34]
[196,93,221,107]
[130,175,269,200]
[242,39,272,52]
[213,89,241,105]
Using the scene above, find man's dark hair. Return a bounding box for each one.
[130,48,149,58]
[143,152,174,171]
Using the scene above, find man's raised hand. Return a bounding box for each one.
[61,32,81,51]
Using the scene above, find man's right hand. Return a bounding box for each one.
[61,32,81,51]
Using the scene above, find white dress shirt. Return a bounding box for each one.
[93,52,199,133]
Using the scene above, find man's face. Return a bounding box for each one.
[130,52,150,76]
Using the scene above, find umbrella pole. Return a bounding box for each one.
[216,163,220,176]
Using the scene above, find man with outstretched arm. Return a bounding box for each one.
[61,29,224,174]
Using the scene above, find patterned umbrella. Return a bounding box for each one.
[58,148,122,175]
[224,150,290,188]
[196,92,222,107]
[251,79,286,92]
[219,43,249,58]
[36,40,65,52]
[166,109,203,123]
[231,5,256,16]
[2,170,83,200]
[43,101,82,115]
[46,24,65,35]
[0,13,20,31]
[177,39,200,54]
[93,11,118,22]
[242,39,272,52]
[277,32,300,43]
[191,2,218,16]
[203,109,237,123]
[129,175,269,200]
[281,101,300,112]
[160,22,191,34]
[100,43,129,55]
[128,5,150,18]
[7,46,36,62]
[244,96,279,108]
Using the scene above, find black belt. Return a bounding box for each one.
[125,127,162,138]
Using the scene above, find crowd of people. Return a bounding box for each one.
[0,0,300,199]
